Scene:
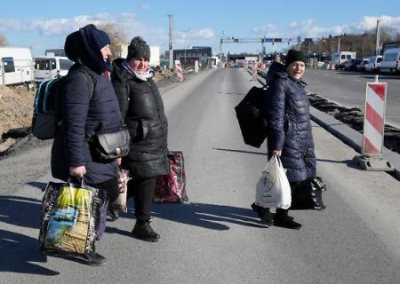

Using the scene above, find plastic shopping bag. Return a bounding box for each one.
[39,181,103,255]
[255,156,292,209]
[113,168,131,213]
[154,151,188,203]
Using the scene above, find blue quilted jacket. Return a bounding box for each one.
[265,64,316,182]
[51,64,123,185]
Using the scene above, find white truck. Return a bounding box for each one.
[33,56,73,83]
[378,48,400,74]
[0,47,34,87]
[331,51,357,70]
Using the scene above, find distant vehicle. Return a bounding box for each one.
[344,58,362,71]
[0,47,34,87]
[357,58,369,71]
[45,49,66,57]
[379,48,400,73]
[331,51,357,70]
[365,55,382,73]
[33,56,73,83]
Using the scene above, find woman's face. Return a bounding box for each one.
[287,61,305,81]
[129,57,150,74]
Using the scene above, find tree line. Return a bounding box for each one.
[297,26,400,58]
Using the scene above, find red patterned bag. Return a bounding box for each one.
[154,151,188,203]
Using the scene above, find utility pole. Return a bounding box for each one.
[337,37,341,53]
[219,30,224,64]
[375,19,381,55]
[168,14,174,70]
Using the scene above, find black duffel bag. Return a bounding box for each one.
[290,177,327,211]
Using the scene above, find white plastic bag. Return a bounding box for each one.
[255,156,292,209]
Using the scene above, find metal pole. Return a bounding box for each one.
[338,37,341,53]
[220,30,225,64]
[168,14,174,70]
[375,20,381,55]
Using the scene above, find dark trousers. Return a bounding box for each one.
[127,177,156,222]
[92,177,120,204]
[91,177,119,241]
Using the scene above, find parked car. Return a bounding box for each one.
[344,58,362,71]
[365,55,382,73]
[357,58,369,72]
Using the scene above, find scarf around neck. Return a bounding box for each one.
[121,60,154,81]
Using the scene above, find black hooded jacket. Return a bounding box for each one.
[111,58,169,178]
[51,25,123,185]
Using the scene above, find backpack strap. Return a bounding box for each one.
[76,69,94,100]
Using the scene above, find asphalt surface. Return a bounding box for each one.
[1,67,400,284]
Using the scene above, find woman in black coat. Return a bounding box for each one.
[252,50,316,230]
[51,24,123,265]
[111,36,169,242]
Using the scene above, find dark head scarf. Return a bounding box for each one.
[64,24,111,74]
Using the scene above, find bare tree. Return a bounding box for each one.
[97,23,127,45]
[0,32,8,46]
[97,23,129,60]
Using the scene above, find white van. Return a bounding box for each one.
[365,55,382,73]
[0,47,34,87]
[379,48,400,74]
[34,56,73,83]
[331,51,357,70]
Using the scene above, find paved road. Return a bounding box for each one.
[1,68,400,283]
[303,69,400,129]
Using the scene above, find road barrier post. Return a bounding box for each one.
[354,77,394,171]
[175,60,184,82]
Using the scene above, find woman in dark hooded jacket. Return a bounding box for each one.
[50,24,123,265]
[111,36,169,242]
[252,50,317,230]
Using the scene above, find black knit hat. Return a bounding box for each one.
[127,36,151,60]
[285,49,306,67]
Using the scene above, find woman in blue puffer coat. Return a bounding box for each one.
[50,24,123,265]
[252,50,316,230]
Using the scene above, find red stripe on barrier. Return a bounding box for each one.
[365,103,384,135]
[363,137,380,155]
[368,84,385,100]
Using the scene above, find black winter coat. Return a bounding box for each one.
[265,65,316,182]
[51,64,123,185]
[111,59,169,178]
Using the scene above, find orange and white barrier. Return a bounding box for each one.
[175,60,184,82]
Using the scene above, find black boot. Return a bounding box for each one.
[131,220,160,242]
[251,203,273,227]
[107,205,120,221]
[274,209,302,230]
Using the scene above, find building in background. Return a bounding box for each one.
[173,46,212,69]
